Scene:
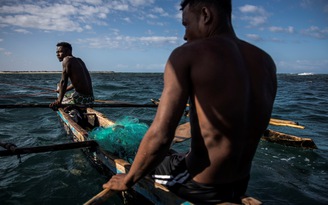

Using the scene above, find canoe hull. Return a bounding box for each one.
[57,107,191,205]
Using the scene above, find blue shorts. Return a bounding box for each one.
[151,153,249,204]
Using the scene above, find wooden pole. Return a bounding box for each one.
[172,122,316,148]
[0,140,98,156]
[0,103,157,109]
[83,189,117,205]
[269,118,305,129]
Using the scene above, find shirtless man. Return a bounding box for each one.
[49,42,94,108]
[103,0,277,204]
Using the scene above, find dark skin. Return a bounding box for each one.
[49,46,93,108]
[103,3,277,190]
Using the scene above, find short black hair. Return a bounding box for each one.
[180,0,232,18]
[56,42,72,52]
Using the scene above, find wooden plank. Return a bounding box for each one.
[269,118,305,129]
[262,129,317,149]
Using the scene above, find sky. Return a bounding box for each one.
[0,0,327,73]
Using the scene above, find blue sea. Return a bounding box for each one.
[0,73,327,205]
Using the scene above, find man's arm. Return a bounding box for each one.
[103,46,191,190]
[51,59,70,107]
[66,84,74,91]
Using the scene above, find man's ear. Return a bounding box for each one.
[200,7,212,24]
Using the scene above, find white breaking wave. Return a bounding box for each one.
[298,72,314,76]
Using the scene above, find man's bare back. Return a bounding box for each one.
[63,56,93,95]
[184,36,277,184]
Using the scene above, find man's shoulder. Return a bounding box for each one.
[239,39,270,55]
[62,56,74,63]
[172,40,206,55]
[64,56,76,60]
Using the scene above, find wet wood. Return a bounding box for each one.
[0,141,98,156]
[83,189,118,205]
[0,103,157,109]
[262,129,317,149]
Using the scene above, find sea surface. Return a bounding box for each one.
[0,73,327,205]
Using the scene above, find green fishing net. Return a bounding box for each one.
[88,116,149,163]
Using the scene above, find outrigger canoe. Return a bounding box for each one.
[56,106,192,205]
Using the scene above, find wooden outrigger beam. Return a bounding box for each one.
[173,122,317,149]
[269,118,305,129]
[0,140,98,156]
[262,130,317,149]
[151,99,305,129]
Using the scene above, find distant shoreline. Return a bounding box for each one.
[0,71,115,74]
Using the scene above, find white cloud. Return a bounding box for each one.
[147,14,157,19]
[0,14,83,32]
[245,34,263,41]
[129,0,155,7]
[239,5,267,15]
[239,5,270,27]
[77,34,179,49]
[14,29,31,34]
[0,3,98,32]
[139,36,178,44]
[122,17,132,23]
[301,26,328,39]
[108,2,129,11]
[0,0,167,34]
[300,0,328,13]
[269,26,294,34]
[152,7,169,17]
[85,25,92,30]
[62,0,103,6]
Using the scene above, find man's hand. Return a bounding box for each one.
[103,174,130,191]
[49,100,61,111]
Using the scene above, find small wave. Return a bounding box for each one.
[298,72,314,76]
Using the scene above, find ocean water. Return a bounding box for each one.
[0,73,327,205]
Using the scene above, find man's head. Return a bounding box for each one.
[180,0,231,16]
[56,42,72,62]
[180,0,232,42]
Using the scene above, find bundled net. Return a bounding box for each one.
[89,116,149,163]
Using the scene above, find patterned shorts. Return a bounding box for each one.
[72,92,94,104]
[63,92,94,104]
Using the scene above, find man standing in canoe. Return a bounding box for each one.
[103,0,277,204]
[49,42,94,108]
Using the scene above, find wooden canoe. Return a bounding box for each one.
[262,129,317,149]
[56,107,193,205]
